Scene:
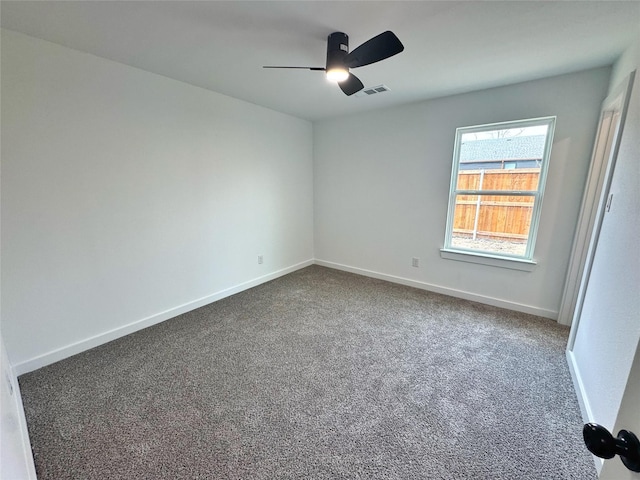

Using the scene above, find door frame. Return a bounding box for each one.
[558,72,635,339]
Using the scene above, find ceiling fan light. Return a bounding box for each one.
[326,68,349,83]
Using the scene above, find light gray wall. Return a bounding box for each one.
[1,29,314,370]
[314,67,611,318]
[571,38,640,435]
[608,32,640,96]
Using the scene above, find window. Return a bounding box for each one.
[442,117,555,265]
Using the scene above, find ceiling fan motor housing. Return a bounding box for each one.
[326,32,349,71]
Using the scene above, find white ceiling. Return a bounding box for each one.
[1,1,638,121]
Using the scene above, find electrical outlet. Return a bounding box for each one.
[412,257,419,268]
[257,255,263,264]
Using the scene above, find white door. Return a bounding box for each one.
[599,341,640,479]
[566,69,639,476]
[560,73,634,329]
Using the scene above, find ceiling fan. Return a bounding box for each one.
[263,31,404,96]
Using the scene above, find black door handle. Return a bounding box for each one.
[583,423,640,472]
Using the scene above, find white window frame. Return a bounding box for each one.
[441,116,556,270]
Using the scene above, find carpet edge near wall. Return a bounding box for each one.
[11,260,315,376]
[314,259,558,319]
[13,257,558,377]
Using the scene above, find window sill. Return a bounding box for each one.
[440,248,537,271]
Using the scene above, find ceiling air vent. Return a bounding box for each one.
[354,84,390,97]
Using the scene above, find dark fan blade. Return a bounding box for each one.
[263,66,325,71]
[343,31,404,69]
[339,73,364,96]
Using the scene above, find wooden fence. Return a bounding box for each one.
[453,169,540,242]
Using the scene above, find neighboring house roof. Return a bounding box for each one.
[460,135,546,163]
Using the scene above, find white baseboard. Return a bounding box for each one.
[566,348,603,473]
[566,349,594,424]
[13,257,558,375]
[9,365,38,479]
[1,332,38,479]
[314,260,558,320]
[13,260,314,376]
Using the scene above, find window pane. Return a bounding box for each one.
[444,117,555,261]
[450,193,535,257]
[456,168,540,191]
[456,126,546,191]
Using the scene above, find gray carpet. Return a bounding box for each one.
[19,265,596,479]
